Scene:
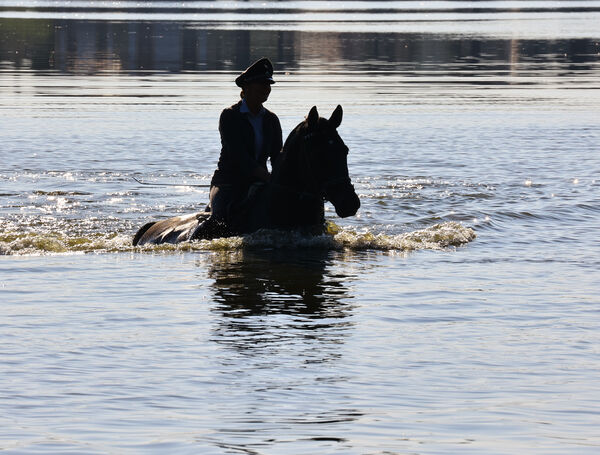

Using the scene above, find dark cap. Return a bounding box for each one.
[235,58,275,87]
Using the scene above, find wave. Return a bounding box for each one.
[331,221,476,251]
[0,222,475,256]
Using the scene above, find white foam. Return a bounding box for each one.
[0,222,475,256]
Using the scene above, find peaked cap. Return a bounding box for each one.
[235,57,275,87]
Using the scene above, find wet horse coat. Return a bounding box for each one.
[133,105,360,246]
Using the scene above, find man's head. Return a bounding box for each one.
[235,58,275,87]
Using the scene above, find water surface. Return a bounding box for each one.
[1,1,600,454]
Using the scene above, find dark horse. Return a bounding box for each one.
[132,105,360,246]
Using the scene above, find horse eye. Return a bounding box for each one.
[328,139,334,145]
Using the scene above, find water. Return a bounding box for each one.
[1,1,600,453]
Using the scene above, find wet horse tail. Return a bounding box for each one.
[132,221,156,246]
[132,212,210,246]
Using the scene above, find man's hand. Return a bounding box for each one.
[252,166,270,183]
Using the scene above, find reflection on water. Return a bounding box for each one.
[202,249,362,452]
[208,249,353,316]
[206,249,355,354]
[1,18,599,75]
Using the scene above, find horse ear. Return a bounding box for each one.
[329,105,343,129]
[307,106,319,128]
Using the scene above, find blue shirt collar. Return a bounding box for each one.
[240,99,265,117]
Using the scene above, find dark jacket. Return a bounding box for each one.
[211,101,283,188]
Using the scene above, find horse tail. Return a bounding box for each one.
[132,221,156,246]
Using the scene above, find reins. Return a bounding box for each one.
[132,176,210,188]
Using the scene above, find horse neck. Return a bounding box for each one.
[268,129,325,228]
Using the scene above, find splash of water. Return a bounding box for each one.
[0,222,475,256]
[332,221,476,251]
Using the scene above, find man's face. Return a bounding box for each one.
[246,80,272,104]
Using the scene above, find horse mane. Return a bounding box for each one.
[272,115,329,183]
[271,121,304,183]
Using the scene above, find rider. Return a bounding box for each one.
[195,57,283,239]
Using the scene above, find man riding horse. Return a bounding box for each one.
[197,57,282,239]
[132,58,360,246]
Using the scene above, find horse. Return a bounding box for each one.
[132,105,360,246]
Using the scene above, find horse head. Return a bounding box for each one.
[293,105,360,218]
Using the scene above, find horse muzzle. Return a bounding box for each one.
[328,183,360,218]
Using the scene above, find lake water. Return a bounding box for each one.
[1,1,600,453]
